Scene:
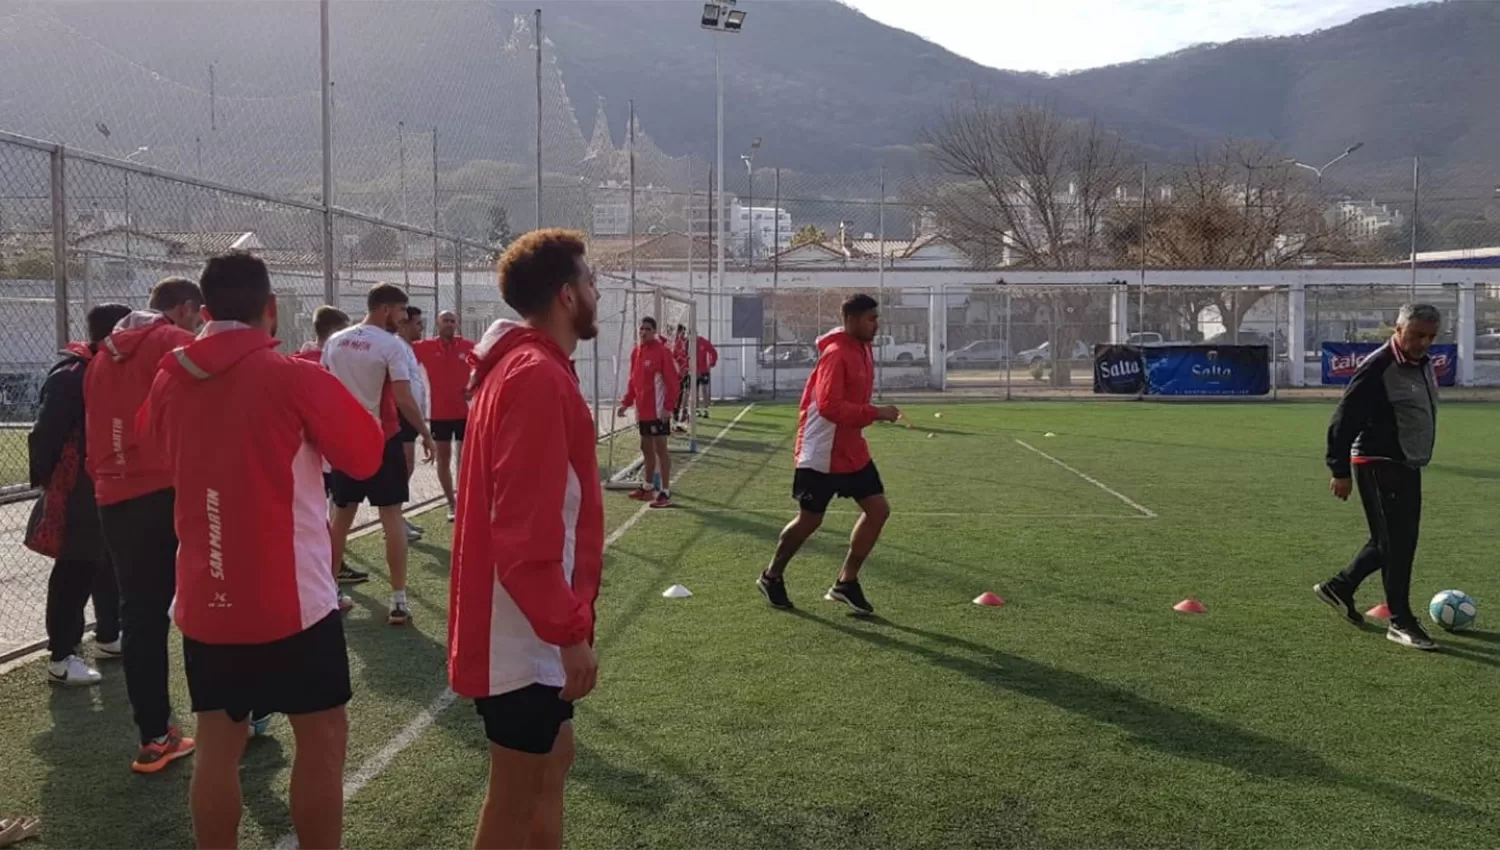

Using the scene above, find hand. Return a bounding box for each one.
[420,435,436,464]
[616,406,628,419]
[875,405,902,423]
[1330,477,1353,501]
[558,642,598,702]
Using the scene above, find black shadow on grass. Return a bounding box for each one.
[1427,463,1500,480]
[791,612,1483,822]
[241,735,292,840]
[1454,630,1500,644]
[35,681,197,850]
[572,740,675,813]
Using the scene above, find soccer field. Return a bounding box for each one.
[3,401,1500,849]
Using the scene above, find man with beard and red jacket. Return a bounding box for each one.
[757,294,900,616]
[27,303,132,688]
[449,229,602,850]
[616,316,679,509]
[84,277,203,773]
[136,251,382,850]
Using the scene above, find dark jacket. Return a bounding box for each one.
[26,343,106,562]
[1326,339,1438,479]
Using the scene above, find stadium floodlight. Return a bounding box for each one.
[700,3,720,28]
[725,10,746,31]
[702,0,745,33]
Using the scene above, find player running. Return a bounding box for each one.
[85,277,203,772]
[450,229,602,850]
[137,251,382,849]
[757,294,900,615]
[322,284,435,626]
[617,317,679,509]
[412,310,474,522]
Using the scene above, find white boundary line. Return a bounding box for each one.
[1013,439,1158,519]
[670,508,1150,520]
[274,403,756,850]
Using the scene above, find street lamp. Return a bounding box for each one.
[742,136,761,269]
[1283,142,1364,183]
[701,0,746,348]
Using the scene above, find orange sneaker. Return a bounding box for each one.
[628,488,653,501]
[131,727,196,774]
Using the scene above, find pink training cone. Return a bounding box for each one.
[1173,598,1207,614]
[1365,601,1392,620]
[972,592,1006,607]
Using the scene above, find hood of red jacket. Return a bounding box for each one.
[816,327,868,355]
[100,311,176,363]
[160,322,280,382]
[471,319,570,388]
[60,341,93,363]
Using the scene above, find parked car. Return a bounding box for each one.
[946,339,1010,367]
[759,344,817,366]
[873,335,926,363]
[1015,341,1091,365]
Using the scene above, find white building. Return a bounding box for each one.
[1331,199,1404,241]
[728,202,792,259]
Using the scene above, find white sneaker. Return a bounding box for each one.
[95,637,124,659]
[446,508,455,523]
[338,593,355,613]
[48,655,102,687]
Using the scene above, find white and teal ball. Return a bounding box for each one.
[1429,590,1477,632]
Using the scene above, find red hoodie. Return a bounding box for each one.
[620,337,679,422]
[448,319,604,699]
[413,336,476,421]
[136,322,383,645]
[84,312,195,506]
[672,335,718,377]
[794,328,878,474]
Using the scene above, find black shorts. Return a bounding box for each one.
[431,419,467,442]
[696,373,711,387]
[793,461,885,514]
[474,684,574,755]
[638,419,671,438]
[397,414,419,444]
[183,611,351,722]
[329,436,409,508]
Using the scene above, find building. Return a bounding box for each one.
[1330,199,1403,241]
[728,202,792,260]
[591,182,689,237]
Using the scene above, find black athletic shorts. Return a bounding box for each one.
[183,611,351,722]
[696,373,711,387]
[397,414,419,444]
[431,418,467,443]
[329,436,409,508]
[638,419,671,438]
[793,461,885,514]
[474,684,574,755]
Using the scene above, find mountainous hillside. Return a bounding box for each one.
[0,0,1494,207]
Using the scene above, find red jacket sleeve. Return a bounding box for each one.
[704,339,718,369]
[620,347,638,408]
[491,364,591,647]
[813,353,878,427]
[133,368,174,462]
[295,363,384,480]
[661,347,681,411]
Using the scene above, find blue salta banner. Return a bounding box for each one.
[1142,345,1271,396]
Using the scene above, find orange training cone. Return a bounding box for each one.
[1366,601,1391,620]
[973,592,1005,607]
[1173,598,1207,614]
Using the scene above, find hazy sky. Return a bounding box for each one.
[845,0,1423,74]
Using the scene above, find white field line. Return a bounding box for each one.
[274,403,755,850]
[1013,439,1158,519]
[673,508,1151,520]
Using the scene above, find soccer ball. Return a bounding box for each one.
[1428,590,1477,632]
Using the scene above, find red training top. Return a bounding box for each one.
[620,338,680,423]
[412,336,476,421]
[794,328,878,474]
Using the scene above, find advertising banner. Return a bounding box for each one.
[1321,342,1456,387]
[1092,345,1146,394]
[1142,345,1271,396]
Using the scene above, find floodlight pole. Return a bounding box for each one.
[715,37,725,352]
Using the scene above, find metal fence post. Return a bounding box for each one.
[51,144,69,349]
[453,240,463,332]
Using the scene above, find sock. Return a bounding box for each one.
[392,590,407,607]
[652,471,663,491]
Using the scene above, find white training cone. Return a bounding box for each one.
[934,412,943,419]
[926,433,936,439]
[1044,432,1057,437]
[662,584,693,599]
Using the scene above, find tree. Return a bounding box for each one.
[789,225,827,249]
[486,203,514,250]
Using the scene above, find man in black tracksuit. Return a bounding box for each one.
[1315,303,1441,651]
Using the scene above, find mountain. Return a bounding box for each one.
[0,0,1495,213]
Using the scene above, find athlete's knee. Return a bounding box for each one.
[860,496,891,525]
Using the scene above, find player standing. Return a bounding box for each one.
[321,284,435,626]
[85,277,203,772]
[450,229,602,850]
[413,310,474,522]
[136,252,382,849]
[1316,303,1442,651]
[757,294,900,615]
[395,306,428,542]
[617,317,679,509]
[690,326,717,418]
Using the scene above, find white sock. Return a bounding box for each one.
[392,590,407,607]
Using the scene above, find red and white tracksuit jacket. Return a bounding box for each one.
[136,322,383,645]
[84,312,195,506]
[620,338,679,423]
[672,335,718,377]
[795,328,878,474]
[448,320,604,699]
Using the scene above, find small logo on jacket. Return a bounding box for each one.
[206,488,225,581]
[111,417,125,464]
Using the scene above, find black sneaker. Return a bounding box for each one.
[1313,581,1363,626]
[757,573,794,610]
[389,604,411,627]
[1387,621,1437,651]
[825,580,874,616]
[337,563,369,585]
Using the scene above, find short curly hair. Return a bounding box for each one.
[498,228,589,317]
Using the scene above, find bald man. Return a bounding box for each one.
[412,310,475,520]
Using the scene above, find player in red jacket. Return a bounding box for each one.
[616,316,679,508]
[137,252,382,850]
[449,229,602,850]
[412,310,475,521]
[757,294,900,615]
[84,276,203,773]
